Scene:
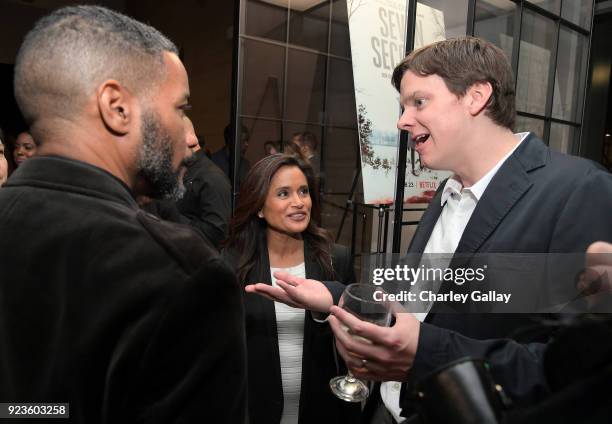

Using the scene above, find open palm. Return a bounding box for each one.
[245,271,333,312]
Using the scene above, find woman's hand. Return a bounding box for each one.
[245,271,333,312]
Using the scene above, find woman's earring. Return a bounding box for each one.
[257,211,264,218]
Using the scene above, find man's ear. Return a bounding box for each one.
[97,80,134,135]
[466,81,493,117]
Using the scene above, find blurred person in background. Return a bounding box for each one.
[196,133,212,157]
[264,140,279,156]
[292,131,320,174]
[175,116,231,248]
[0,128,8,186]
[282,140,305,159]
[13,130,37,167]
[213,124,250,181]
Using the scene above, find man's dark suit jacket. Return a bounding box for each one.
[224,238,361,424]
[394,134,612,412]
[328,134,612,421]
[176,150,231,248]
[0,156,247,423]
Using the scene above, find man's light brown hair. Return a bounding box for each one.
[392,36,516,129]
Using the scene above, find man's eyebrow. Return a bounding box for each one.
[401,91,427,103]
[400,92,415,103]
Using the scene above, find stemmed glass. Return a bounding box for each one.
[330,283,392,402]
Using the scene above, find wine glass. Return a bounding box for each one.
[330,283,392,402]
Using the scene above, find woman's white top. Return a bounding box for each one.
[270,262,306,424]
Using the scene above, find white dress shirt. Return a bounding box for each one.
[381,132,528,423]
[271,263,306,424]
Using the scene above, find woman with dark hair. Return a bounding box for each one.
[13,131,37,167]
[224,154,360,424]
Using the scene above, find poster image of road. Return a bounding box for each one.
[347,0,452,205]
[347,0,407,204]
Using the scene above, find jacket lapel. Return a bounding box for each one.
[249,243,275,312]
[244,241,277,354]
[244,241,285,417]
[303,241,323,281]
[427,135,548,314]
[407,185,446,254]
[453,134,547,255]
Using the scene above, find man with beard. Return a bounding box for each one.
[175,117,231,248]
[0,6,246,423]
[142,117,231,249]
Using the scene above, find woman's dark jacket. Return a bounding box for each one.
[224,238,361,424]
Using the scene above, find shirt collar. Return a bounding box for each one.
[440,132,529,206]
[440,177,463,205]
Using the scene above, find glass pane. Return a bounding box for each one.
[319,193,368,254]
[552,28,588,123]
[415,0,469,49]
[240,117,282,170]
[285,49,326,123]
[320,193,353,242]
[514,115,545,139]
[330,0,351,58]
[549,122,577,153]
[283,123,323,151]
[516,10,556,116]
[326,57,357,128]
[562,0,593,30]
[289,1,330,52]
[240,39,284,119]
[474,0,516,61]
[324,126,359,193]
[243,0,288,42]
[529,0,561,15]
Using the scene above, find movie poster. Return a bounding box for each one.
[402,3,452,204]
[347,0,452,205]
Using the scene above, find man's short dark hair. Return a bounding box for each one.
[392,36,516,129]
[14,5,178,128]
